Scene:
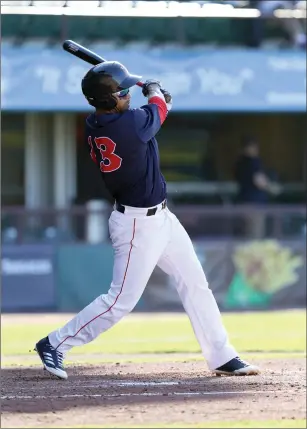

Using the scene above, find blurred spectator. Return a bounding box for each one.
[234,135,281,238]
[235,135,281,203]
[250,0,306,48]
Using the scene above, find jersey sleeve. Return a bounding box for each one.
[132,97,168,142]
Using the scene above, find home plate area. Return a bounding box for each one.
[1,359,306,427]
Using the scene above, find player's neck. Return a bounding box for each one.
[96,109,115,115]
[96,107,123,115]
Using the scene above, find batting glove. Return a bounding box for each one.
[161,89,173,111]
[142,79,162,97]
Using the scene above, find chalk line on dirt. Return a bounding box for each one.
[1,390,284,400]
[3,380,182,391]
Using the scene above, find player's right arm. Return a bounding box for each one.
[132,80,172,142]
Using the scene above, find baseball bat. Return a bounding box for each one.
[62,40,143,87]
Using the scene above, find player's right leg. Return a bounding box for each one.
[35,208,170,379]
[157,209,260,376]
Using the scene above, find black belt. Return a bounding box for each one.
[116,200,166,216]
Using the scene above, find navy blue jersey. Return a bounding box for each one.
[85,97,168,207]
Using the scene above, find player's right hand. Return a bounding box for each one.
[161,89,172,104]
[142,79,162,97]
[161,89,172,111]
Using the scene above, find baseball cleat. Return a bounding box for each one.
[34,336,67,380]
[213,356,260,376]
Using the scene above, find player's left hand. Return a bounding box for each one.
[142,79,162,97]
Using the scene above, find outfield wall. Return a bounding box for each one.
[2,239,306,313]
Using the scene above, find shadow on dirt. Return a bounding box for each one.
[1,366,264,414]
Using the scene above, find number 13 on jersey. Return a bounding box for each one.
[88,136,123,173]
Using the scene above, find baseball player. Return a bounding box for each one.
[35,61,260,379]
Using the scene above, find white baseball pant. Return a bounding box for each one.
[49,203,238,370]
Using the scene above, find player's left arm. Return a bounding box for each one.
[143,79,172,122]
[132,80,172,142]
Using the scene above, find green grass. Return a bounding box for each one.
[26,419,307,428]
[1,310,306,360]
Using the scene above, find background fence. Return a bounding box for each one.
[2,204,306,244]
[2,205,306,313]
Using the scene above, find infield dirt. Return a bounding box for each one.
[1,357,306,428]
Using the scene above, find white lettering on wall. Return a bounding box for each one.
[196,67,254,95]
[268,57,306,71]
[2,259,53,276]
[35,67,61,94]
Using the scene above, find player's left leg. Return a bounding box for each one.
[35,208,171,379]
[157,208,260,376]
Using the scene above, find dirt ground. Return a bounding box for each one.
[1,357,306,428]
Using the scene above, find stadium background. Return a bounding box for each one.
[1,2,307,428]
[1,0,306,313]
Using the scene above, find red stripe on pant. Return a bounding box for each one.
[55,218,137,350]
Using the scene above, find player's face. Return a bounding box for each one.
[114,88,131,112]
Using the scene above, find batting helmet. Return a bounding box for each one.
[81,61,142,110]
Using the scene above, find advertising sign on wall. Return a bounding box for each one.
[1,245,56,311]
[2,43,306,112]
[142,239,306,311]
[2,239,305,312]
